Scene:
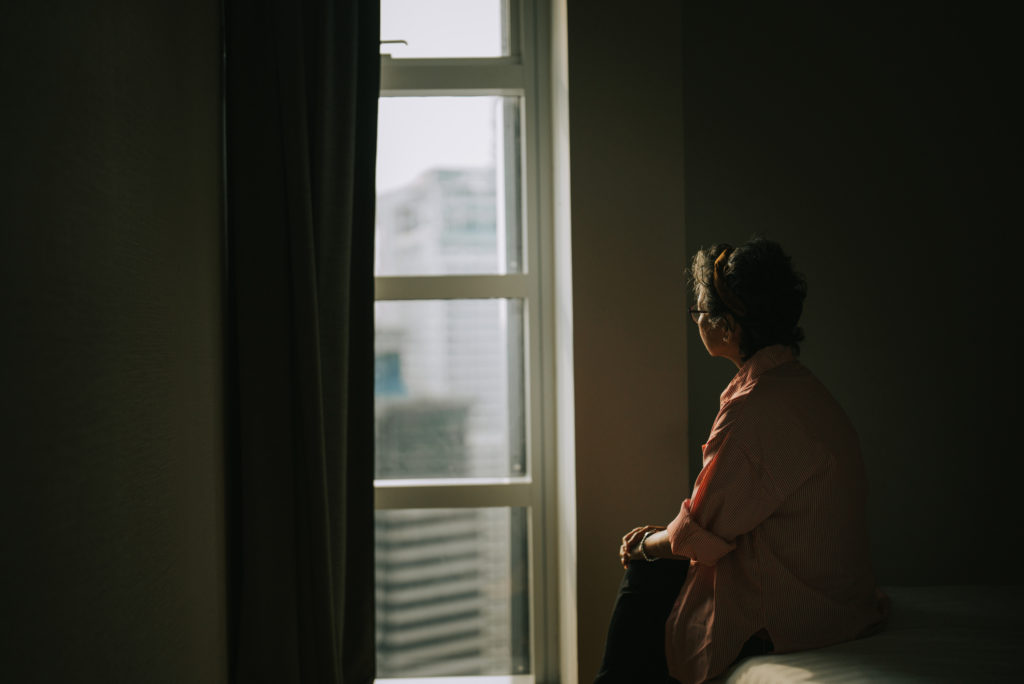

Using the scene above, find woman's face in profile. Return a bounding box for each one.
[696,292,741,364]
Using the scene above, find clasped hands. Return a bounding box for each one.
[618,524,666,568]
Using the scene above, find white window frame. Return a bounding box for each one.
[373,1,559,682]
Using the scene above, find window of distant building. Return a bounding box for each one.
[373,1,556,682]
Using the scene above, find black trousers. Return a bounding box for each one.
[594,559,690,684]
[594,560,774,684]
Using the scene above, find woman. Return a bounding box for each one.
[594,238,888,683]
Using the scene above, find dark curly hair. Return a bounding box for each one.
[689,237,807,361]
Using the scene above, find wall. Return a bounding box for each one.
[681,3,1023,586]
[566,2,687,682]
[567,1,1023,679]
[0,3,227,682]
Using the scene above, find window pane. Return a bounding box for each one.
[376,96,523,276]
[375,507,530,677]
[380,0,508,59]
[375,299,526,479]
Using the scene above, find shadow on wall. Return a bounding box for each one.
[681,2,1023,586]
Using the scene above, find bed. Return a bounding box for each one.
[715,585,1024,683]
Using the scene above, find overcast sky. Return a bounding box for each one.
[377,0,505,194]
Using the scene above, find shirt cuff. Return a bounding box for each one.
[666,498,736,566]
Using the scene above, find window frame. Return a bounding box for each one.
[373,1,559,681]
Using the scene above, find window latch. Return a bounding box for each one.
[380,39,408,57]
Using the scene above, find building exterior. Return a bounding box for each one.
[374,168,527,677]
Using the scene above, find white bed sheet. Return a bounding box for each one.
[715,585,1024,683]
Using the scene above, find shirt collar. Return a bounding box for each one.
[721,344,797,406]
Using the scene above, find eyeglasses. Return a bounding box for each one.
[688,306,708,324]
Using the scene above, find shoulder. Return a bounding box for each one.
[719,362,853,466]
[745,360,835,416]
[720,362,810,428]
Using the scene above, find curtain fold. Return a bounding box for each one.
[224,1,379,682]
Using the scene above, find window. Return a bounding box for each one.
[374,1,555,681]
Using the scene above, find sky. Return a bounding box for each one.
[376,0,507,194]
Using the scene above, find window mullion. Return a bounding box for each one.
[381,60,525,94]
[375,480,532,509]
[375,274,530,300]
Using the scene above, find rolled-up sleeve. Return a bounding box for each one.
[666,497,736,565]
[667,398,814,566]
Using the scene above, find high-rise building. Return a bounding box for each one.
[374,168,527,677]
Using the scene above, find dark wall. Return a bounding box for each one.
[683,3,1023,585]
[1,3,227,681]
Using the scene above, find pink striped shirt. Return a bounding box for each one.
[664,345,889,683]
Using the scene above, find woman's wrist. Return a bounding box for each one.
[621,526,670,566]
[639,530,659,562]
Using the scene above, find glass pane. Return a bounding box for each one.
[375,299,526,479]
[376,96,523,276]
[375,507,530,677]
[380,0,508,59]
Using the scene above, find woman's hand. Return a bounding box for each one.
[618,524,666,568]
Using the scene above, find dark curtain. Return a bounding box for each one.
[224,1,378,682]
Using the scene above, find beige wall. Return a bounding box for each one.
[1,4,227,682]
[566,2,687,681]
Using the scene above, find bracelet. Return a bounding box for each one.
[639,530,658,562]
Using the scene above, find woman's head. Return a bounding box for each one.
[689,238,807,362]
